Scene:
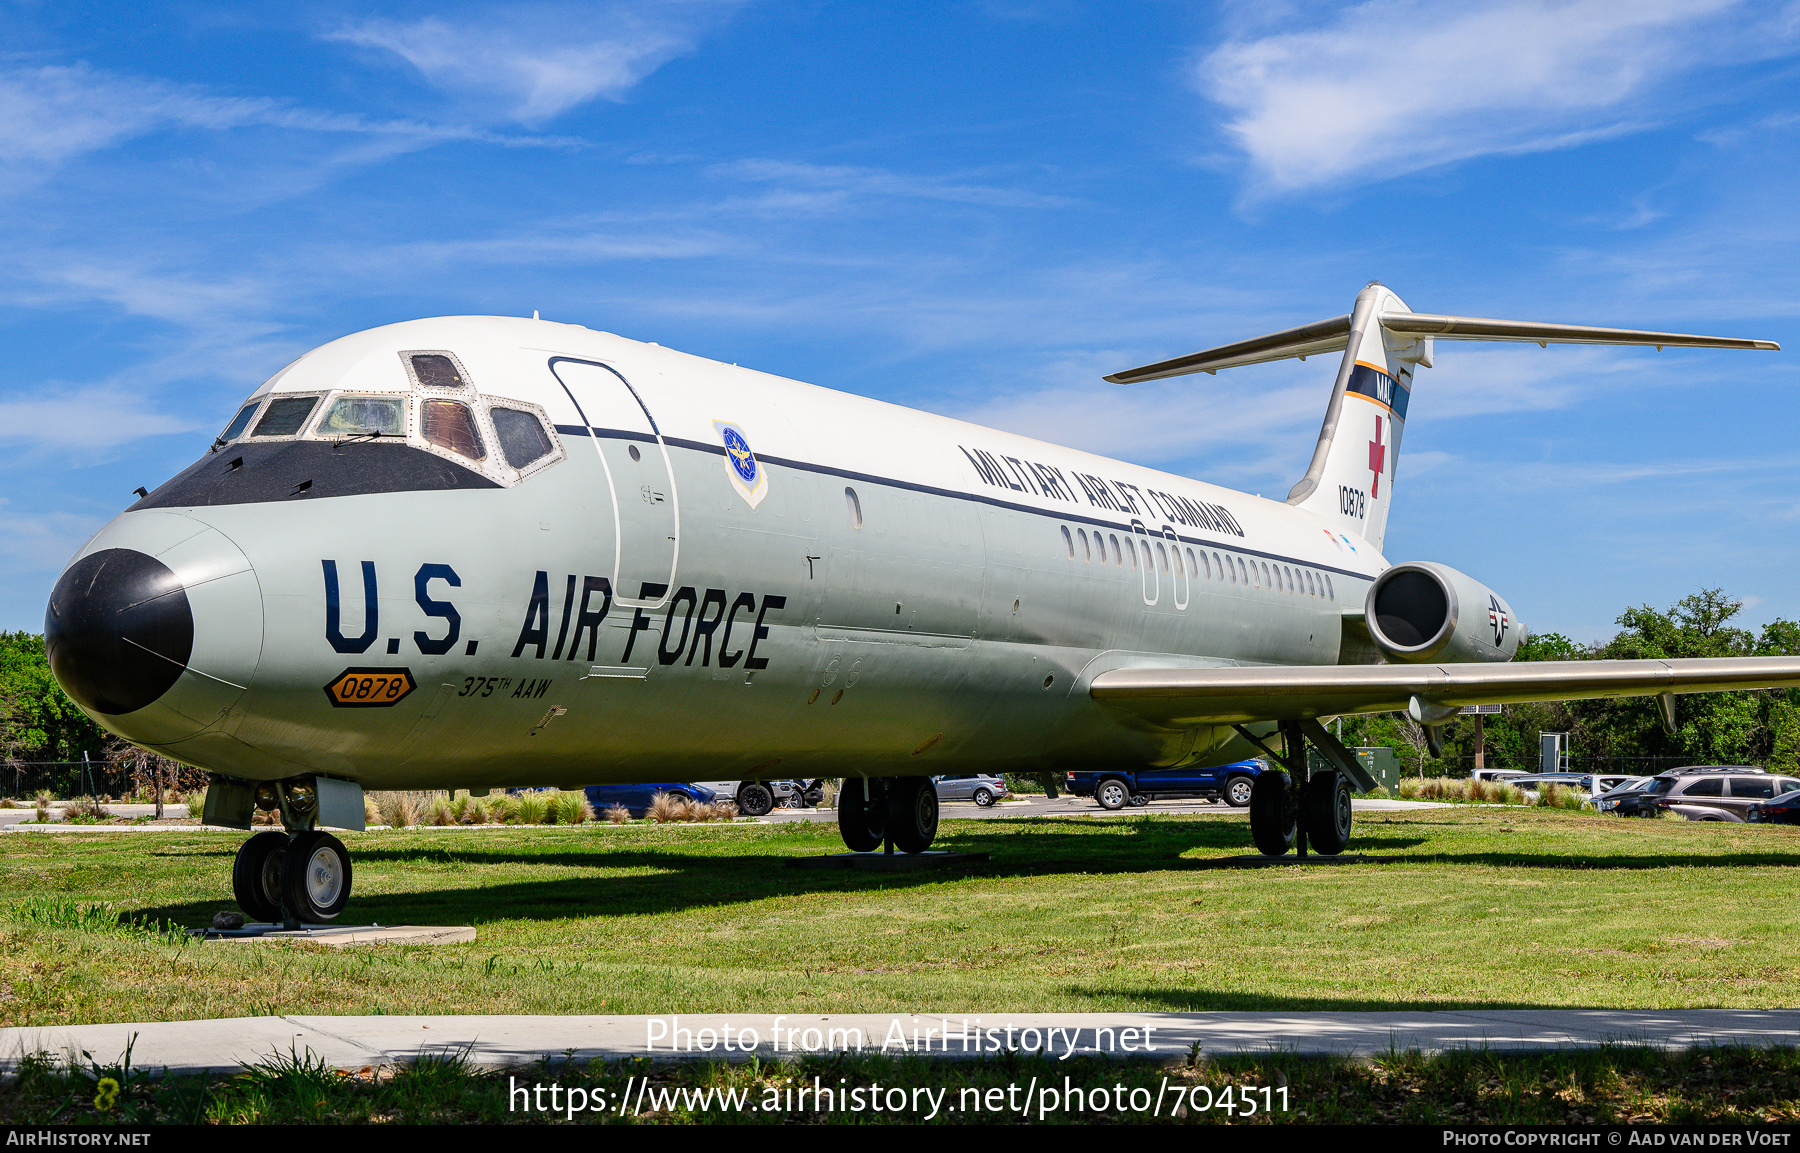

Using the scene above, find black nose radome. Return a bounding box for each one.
[45,549,194,716]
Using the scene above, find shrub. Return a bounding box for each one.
[427,796,455,826]
[604,804,630,824]
[374,792,422,828]
[713,799,739,820]
[554,791,591,825]
[65,796,107,821]
[461,797,491,825]
[512,793,549,825]
[182,786,207,815]
[647,792,685,823]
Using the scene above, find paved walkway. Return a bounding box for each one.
[3,1010,1795,1074]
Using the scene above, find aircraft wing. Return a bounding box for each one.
[1088,656,1800,727]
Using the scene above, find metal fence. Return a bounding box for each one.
[2,759,121,798]
[1392,753,1716,779]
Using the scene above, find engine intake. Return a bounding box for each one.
[1364,561,1520,664]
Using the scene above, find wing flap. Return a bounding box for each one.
[1089,656,1800,727]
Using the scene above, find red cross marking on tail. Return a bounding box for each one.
[1367,416,1385,499]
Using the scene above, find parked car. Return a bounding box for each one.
[932,774,1009,806]
[1655,771,1800,822]
[1593,777,1654,815]
[1471,768,1532,784]
[1506,772,1640,799]
[583,781,717,818]
[1068,759,1266,810]
[1745,789,1800,825]
[693,779,822,816]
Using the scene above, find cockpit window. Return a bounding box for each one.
[490,406,552,468]
[252,396,320,437]
[217,401,261,444]
[422,399,484,459]
[410,354,465,388]
[319,395,406,438]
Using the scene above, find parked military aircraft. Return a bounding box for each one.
[43,282,1798,923]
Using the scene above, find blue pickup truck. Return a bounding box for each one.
[1067,759,1267,810]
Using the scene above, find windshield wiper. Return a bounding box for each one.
[333,431,387,450]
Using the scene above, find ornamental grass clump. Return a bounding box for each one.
[646,792,686,823]
[511,792,549,825]
[460,797,492,825]
[604,804,630,824]
[427,796,455,826]
[553,791,591,825]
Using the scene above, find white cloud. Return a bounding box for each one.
[0,388,201,450]
[1199,0,1795,194]
[0,62,576,189]
[329,3,741,125]
[711,159,1074,211]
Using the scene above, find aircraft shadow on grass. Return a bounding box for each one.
[122,819,1800,929]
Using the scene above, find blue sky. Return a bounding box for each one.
[2,0,1797,644]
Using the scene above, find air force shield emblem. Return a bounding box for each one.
[713,420,768,509]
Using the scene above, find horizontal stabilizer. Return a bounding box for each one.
[1103,314,1350,383]
[1106,308,1777,384]
[1089,656,1800,727]
[1378,313,1781,350]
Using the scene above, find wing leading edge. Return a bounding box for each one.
[1088,657,1800,728]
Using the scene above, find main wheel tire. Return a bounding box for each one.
[1129,793,1150,807]
[1249,770,1296,857]
[972,788,995,807]
[886,777,939,854]
[737,782,774,817]
[281,831,352,923]
[1305,771,1354,855]
[837,777,885,852]
[1224,775,1255,808]
[1095,779,1130,810]
[231,831,288,923]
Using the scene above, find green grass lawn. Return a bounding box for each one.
[2,806,1798,1027]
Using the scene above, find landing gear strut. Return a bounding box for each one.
[1237,720,1375,858]
[838,776,939,854]
[226,777,356,925]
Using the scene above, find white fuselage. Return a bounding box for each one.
[62,316,1390,788]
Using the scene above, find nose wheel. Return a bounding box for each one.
[231,830,353,924]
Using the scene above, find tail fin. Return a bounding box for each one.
[1104,285,1778,554]
[1284,283,1419,551]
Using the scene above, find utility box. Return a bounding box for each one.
[1309,746,1401,792]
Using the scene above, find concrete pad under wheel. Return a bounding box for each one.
[190,924,476,946]
[786,851,990,871]
[1197,854,1394,867]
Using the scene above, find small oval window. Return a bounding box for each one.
[1186,548,1198,579]
[492,406,554,469]
[1061,525,1074,559]
[1109,534,1121,566]
[1078,529,1091,562]
[845,487,863,529]
[1156,542,1169,573]
[422,399,485,459]
[1326,574,1335,601]
[1237,557,1248,585]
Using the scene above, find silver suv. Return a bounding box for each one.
[1650,769,1800,822]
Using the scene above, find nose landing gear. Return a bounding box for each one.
[220,775,359,925]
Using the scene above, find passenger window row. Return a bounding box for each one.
[1060,524,1335,602]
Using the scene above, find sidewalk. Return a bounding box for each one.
[3,1010,1796,1074]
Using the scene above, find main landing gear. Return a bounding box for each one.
[217,777,357,926]
[837,777,940,854]
[1241,720,1371,859]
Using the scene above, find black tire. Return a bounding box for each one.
[972,788,995,807]
[1305,771,1353,855]
[886,777,939,854]
[737,782,774,817]
[1095,778,1131,810]
[1129,793,1150,807]
[1224,775,1255,808]
[1249,770,1296,857]
[837,777,885,852]
[231,831,288,923]
[281,831,352,923]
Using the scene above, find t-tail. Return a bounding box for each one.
[1104,283,1779,553]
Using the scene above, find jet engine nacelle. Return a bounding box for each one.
[1364,561,1521,664]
